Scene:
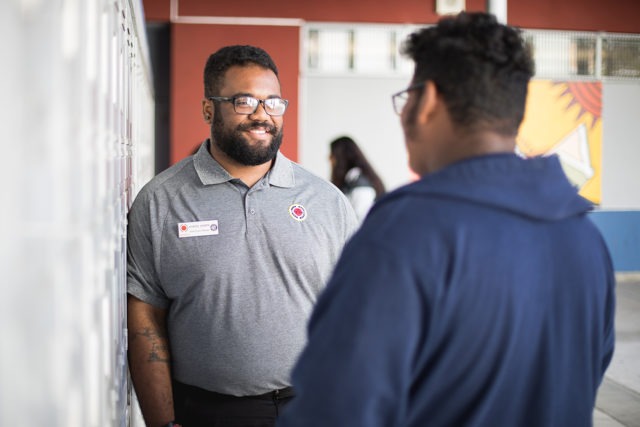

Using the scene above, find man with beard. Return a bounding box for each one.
[127,45,357,427]
[277,13,615,427]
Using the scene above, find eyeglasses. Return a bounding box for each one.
[391,82,426,115]
[208,95,289,116]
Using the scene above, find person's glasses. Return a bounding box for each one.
[208,96,289,116]
[391,82,426,115]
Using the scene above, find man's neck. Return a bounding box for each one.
[445,129,516,165]
[208,141,274,188]
[421,129,516,176]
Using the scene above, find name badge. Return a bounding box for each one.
[178,220,219,238]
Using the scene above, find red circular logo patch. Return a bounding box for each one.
[289,204,307,221]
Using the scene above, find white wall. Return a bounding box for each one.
[300,75,414,192]
[301,76,640,209]
[0,1,154,425]
[601,82,640,209]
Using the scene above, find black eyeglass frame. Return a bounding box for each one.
[391,81,427,115]
[208,95,289,116]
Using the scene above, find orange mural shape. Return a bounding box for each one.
[517,80,602,204]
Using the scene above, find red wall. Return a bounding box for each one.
[143,0,170,21]
[177,0,486,23]
[143,0,640,164]
[144,0,640,31]
[144,0,486,23]
[509,0,640,32]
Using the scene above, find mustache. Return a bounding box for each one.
[237,121,277,134]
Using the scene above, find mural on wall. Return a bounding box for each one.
[517,80,603,204]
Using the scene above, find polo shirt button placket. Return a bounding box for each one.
[245,205,256,234]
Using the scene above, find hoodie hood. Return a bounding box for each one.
[391,153,592,222]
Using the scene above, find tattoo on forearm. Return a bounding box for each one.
[148,341,170,363]
[132,328,170,364]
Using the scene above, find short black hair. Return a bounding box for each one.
[203,45,279,97]
[401,12,535,136]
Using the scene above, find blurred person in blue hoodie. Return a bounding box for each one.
[278,12,615,427]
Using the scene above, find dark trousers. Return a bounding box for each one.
[173,381,294,427]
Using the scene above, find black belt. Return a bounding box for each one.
[173,380,294,402]
[254,386,294,400]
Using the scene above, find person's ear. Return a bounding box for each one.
[415,81,439,125]
[202,98,213,124]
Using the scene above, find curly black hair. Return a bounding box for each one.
[401,12,535,136]
[203,45,279,97]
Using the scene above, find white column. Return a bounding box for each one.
[487,0,508,23]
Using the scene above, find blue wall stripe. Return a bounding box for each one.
[589,210,640,272]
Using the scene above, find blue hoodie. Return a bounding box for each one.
[278,153,615,427]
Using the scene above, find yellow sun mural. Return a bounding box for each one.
[517,80,602,204]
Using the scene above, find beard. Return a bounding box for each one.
[211,110,283,166]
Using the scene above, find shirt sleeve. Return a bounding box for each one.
[338,190,361,239]
[277,235,424,427]
[126,190,170,309]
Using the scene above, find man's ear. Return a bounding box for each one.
[202,98,213,123]
[415,81,439,125]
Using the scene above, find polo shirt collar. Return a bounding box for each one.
[193,140,295,188]
[267,152,295,188]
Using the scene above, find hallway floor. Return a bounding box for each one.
[594,275,640,426]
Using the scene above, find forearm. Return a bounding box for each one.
[127,295,175,427]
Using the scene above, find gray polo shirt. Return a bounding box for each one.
[127,141,358,396]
